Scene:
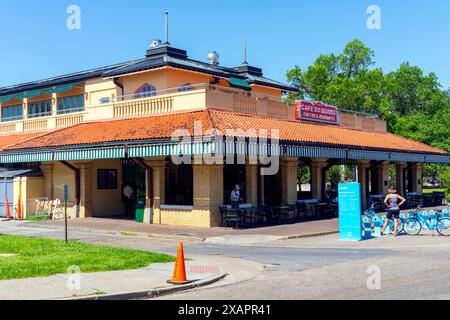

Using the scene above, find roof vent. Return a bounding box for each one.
[150,39,162,49]
[207,51,220,65]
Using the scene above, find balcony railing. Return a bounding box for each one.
[0,83,386,134]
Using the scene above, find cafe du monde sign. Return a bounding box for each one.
[295,100,339,125]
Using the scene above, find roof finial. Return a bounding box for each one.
[243,36,248,65]
[165,11,170,45]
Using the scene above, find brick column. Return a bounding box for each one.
[410,164,423,194]
[377,161,390,196]
[280,157,298,205]
[246,164,259,206]
[311,158,328,200]
[147,159,166,224]
[78,162,92,218]
[40,163,54,200]
[396,163,407,195]
[193,164,224,227]
[357,161,370,210]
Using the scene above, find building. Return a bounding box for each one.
[0,36,448,227]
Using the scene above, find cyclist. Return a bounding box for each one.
[381,186,406,237]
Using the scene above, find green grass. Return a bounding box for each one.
[0,235,175,280]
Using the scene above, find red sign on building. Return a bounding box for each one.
[295,100,339,125]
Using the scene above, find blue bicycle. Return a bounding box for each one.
[404,206,450,236]
[363,204,405,234]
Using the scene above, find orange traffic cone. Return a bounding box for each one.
[5,197,11,220]
[167,242,191,285]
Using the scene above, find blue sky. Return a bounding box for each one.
[1,0,450,88]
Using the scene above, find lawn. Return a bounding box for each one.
[0,235,175,280]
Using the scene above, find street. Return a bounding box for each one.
[1,220,450,300]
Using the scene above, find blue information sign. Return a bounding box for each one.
[338,183,362,241]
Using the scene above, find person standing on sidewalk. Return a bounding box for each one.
[381,186,406,237]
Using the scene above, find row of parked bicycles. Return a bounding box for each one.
[363,204,450,236]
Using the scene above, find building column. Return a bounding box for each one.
[280,157,298,205]
[357,161,370,210]
[40,163,54,200]
[396,163,407,195]
[246,164,259,206]
[311,158,328,200]
[78,162,92,218]
[147,159,166,224]
[193,164,224,227]
[410,164,423,194]
[377,161,390,196]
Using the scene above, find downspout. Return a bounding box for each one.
[132,158,154,224]
[59,161,81,218]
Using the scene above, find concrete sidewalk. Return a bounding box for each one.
[26,217,339,241]
[0,255,262,300]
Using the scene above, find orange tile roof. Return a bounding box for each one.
[5,109,447,155]
[0,131,50,151]
[207,110,447,154]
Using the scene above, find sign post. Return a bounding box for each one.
[338,183,362,241]
[64,184,69,243]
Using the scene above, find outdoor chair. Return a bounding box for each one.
[287,204,298,222]
[218,206,226,227]
[269,207,281,225]
[223,208,244,230]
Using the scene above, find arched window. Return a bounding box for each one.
[135,83,156,98]
[178,83,194,92]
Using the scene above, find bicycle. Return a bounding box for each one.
[404,206,450,236]
[363,204,405,235]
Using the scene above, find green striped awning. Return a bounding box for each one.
[228,77,252,91]
[128,142,215,158]
[0,141,448,164]
[0,96,13,103]
[43,83,82,95]
[14,91,42,99]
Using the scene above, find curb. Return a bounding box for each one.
[70,273,227,301]
[280,231,339,240]
[22,222,206,242]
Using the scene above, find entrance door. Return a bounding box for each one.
[0,178,14,218]
[121,160,146,217]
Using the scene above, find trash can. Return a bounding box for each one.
[135,198,146,223]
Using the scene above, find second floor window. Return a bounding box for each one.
[57,94,85,115]
[135,83,156,98]
[1,105,23,122]
[28,100,52,119]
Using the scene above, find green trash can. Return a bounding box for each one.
[135,198,146,223]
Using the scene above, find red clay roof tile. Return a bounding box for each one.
[4,109,447,155]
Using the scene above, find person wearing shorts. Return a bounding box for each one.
[381,186,406,237]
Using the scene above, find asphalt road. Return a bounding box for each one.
[2,220,450,300]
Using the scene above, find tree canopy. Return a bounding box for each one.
[286,39,450,154]
[286,39,450,191]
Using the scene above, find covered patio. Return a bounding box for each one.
[0,109,448,228]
